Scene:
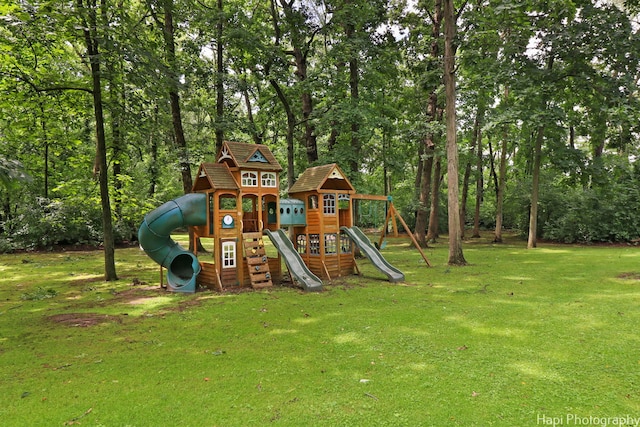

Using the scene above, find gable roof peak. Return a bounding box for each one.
[217,141,283,171]
[289,163,356,194]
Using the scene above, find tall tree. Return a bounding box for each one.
[471,102,484,239]
[152,0,194,195]
[410,0,443,247]
[215,0,225,152]
[443,0,466,265]
[279,0,321,163]
[267,0,296,188]
[77,0,118,280]
[493,91,510,243]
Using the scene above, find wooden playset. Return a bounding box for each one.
[139,141,426,293]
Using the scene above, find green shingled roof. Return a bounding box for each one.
[217,141,283,171]
[288,163,355,194]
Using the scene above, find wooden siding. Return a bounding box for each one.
[307,257,326,279]
[197,262,222,291]
[220,266,238,287]
[339,254,355,276]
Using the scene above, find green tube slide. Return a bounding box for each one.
[138,193,207,293]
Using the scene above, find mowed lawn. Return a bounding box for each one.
[1,233,639,426]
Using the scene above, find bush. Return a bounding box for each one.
[5,197,103,250]
[540,168,640,243]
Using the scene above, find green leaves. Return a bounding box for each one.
[0,157,31,189]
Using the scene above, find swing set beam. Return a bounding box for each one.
[352,194,431,267]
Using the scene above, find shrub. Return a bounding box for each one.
[6,197,103,250]
[540,168,640,243]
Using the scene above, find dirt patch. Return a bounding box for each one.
[617,272,640,281]
[47,313,122,327]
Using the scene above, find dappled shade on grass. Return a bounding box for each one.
[1,232,640,425]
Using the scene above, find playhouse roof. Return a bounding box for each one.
[289,163,356,194]
[216,141,283,171]
[192,163,239,192]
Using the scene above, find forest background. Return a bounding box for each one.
[1,0,640,278]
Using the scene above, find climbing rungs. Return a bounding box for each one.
[244,231,272,289]
[250,272,271,282]
[242,232,263,241]
[245,247,266,257]
[246,256,268,265]
[252,280,273,289]
[244,239,265,249]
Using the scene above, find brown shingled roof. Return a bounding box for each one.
[192,163,239,191]
[289,163,356,194]
[217,141,283,171]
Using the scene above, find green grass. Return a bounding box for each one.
[1,233,640,426]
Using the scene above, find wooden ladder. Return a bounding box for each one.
[243,232,273,289]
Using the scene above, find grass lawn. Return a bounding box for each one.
[1,233,640,426]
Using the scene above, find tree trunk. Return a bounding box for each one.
[38,101,49,199]
[348,57,360,176]
[345,0,360,176]
[162,0,195,252]
[105,56,124,218]
[460,153,471,239]
[471,117,483,238]
[420,0,443,245]
[163,1,192,195]
[79,0,118,281]
[415,140,424,199]
[443,0,466,265]
[148,104,159,197]
[414,145,433,247]
[417,92,438,245]
[268,0,296,188]
[461,108,480,238]
[279,0,318,163]
[241,83,262,145]
[215,0,224,152]
[426,155,441,242]
[494,135,508,243]
[527,125,544,249]
[270,80,296,189]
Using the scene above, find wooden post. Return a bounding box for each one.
[321,260,332,281]
[379,204,395,248]
[353,194,431,267]
[390,204,399,237]
[393,207,432,267]
[351,252,361,276]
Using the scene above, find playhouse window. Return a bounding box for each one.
[309,234,320,255]
[222,241,236,268]
[296,234,307,255]
[323,194,336,215]
[325,234,337,254]
[340,232,351,254]
[261,172,277,188]
[308,195,318,210]
[242,171,258,187]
